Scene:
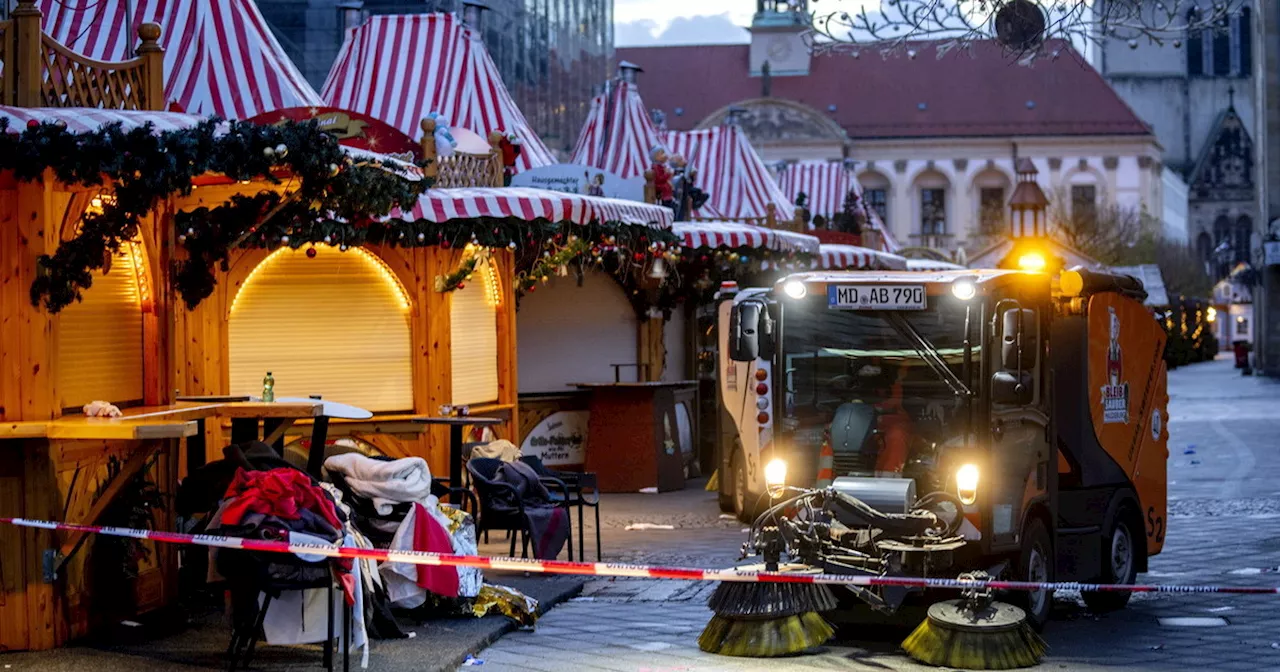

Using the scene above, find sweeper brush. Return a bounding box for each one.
[901,598,1047,670]
[698,580,839,656]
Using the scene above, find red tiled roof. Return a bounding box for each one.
[616,40,1151,140]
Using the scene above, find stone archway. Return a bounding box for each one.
[696,98,849,160]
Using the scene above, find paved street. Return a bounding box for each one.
[466,356,1280,671]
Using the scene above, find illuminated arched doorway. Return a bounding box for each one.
[56,241,151,410]
[229,245,413,411]
[450,255,501,406]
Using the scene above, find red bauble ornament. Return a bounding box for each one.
[26,120,39,130]
[441,240,452,249]
[457,282,466,289]
[700,255,709,263]
[633,252,644,262]
[528,285,537,292]
[306,247,317,258]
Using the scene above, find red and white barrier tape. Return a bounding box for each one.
[3,517,1276,596]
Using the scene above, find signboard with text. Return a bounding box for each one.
[510,164,646,202]
[520,410,589,466]
[246,107,421,162]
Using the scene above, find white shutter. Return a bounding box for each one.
[57,248,145,409]
[450,261,499,405]
[229,246,413,412]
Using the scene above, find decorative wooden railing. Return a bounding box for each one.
[1,0,164,110]
[419,118,504,188]
[0,20,13,105]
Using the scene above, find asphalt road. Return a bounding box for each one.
[468,356,1280,671]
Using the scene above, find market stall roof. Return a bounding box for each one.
[321,13,556,173]
[39,0,323,119]
[665,125,796,222]
[673,221,819,253]
[569,80,793,222]
[906,259,965,271]
[0,105,202,133]
[0,106,424,180]
[570,81,665,179]
[777,160,900,253]
[391,187,673,228]
[818,243,908,270]
[1112,264,1170,306]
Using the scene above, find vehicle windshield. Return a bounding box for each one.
[780,291,978,490]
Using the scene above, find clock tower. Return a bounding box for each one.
[748,0,811,77]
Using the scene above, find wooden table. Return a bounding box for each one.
[417,416,504,488]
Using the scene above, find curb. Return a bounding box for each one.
[432,577,586,672]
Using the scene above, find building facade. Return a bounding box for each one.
[619,6,1174,258]
[256,0,612,154]
[1253,0,1280,374]
[1098,0,1258,278]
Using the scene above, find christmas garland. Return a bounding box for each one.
[434,246,488,292]
[2,118,687,311]
[1,117,425,312]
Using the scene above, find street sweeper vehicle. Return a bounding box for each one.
[704,266,1169,666]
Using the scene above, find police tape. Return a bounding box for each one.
[4,516,1276,596]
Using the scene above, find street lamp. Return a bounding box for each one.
[1002,158,1054,272]
[1008,157,1049,239]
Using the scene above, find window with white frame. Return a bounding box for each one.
[920,188,946,235]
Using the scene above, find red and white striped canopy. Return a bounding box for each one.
[777,160,902,254]
[778,161,854,219]
[392,187,673,229]
[666,126,796,222]
[322,14,555,173]
[906,259,965,271]
[569,81,664,179]
[673,221,819,253]
[0,105,202,134]
[38,0,322,119]
[819,244,908,271]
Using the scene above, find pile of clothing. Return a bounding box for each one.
[183,442,387,668]
[324,453,482,607]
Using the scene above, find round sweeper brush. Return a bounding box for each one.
[901,599,1047,670]
[698,580,838,657]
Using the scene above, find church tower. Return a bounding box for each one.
[748,0,811,77]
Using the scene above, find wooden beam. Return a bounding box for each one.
[56,440,163,564]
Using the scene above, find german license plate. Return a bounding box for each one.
[827,284,926,310]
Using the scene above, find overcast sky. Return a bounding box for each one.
[615,0,882,47]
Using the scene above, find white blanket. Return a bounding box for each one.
[324,453,482,599]
[324,454,435,515]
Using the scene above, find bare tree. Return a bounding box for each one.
[1046,186,1156,266]
[807,0,1244,61]
[1153,239,1215,299]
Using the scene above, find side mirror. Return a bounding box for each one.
[1000,308,1039,371]
[991,370,1034,406]
[729,301,761,362]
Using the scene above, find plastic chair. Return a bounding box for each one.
[466,458,574,560]
[520,455,602,561]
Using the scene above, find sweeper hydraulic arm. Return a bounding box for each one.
[707,267,1169,664]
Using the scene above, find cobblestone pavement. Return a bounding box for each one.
[467,357,1280,671]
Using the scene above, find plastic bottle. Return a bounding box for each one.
[262,371,275,402]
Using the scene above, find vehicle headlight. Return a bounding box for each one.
[951,278,976,300]
[956,463,979,505]
[783,280,807,299]
[764,458,787,496]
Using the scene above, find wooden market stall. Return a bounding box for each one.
[776,159,902,254]
[1,2,676,651]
